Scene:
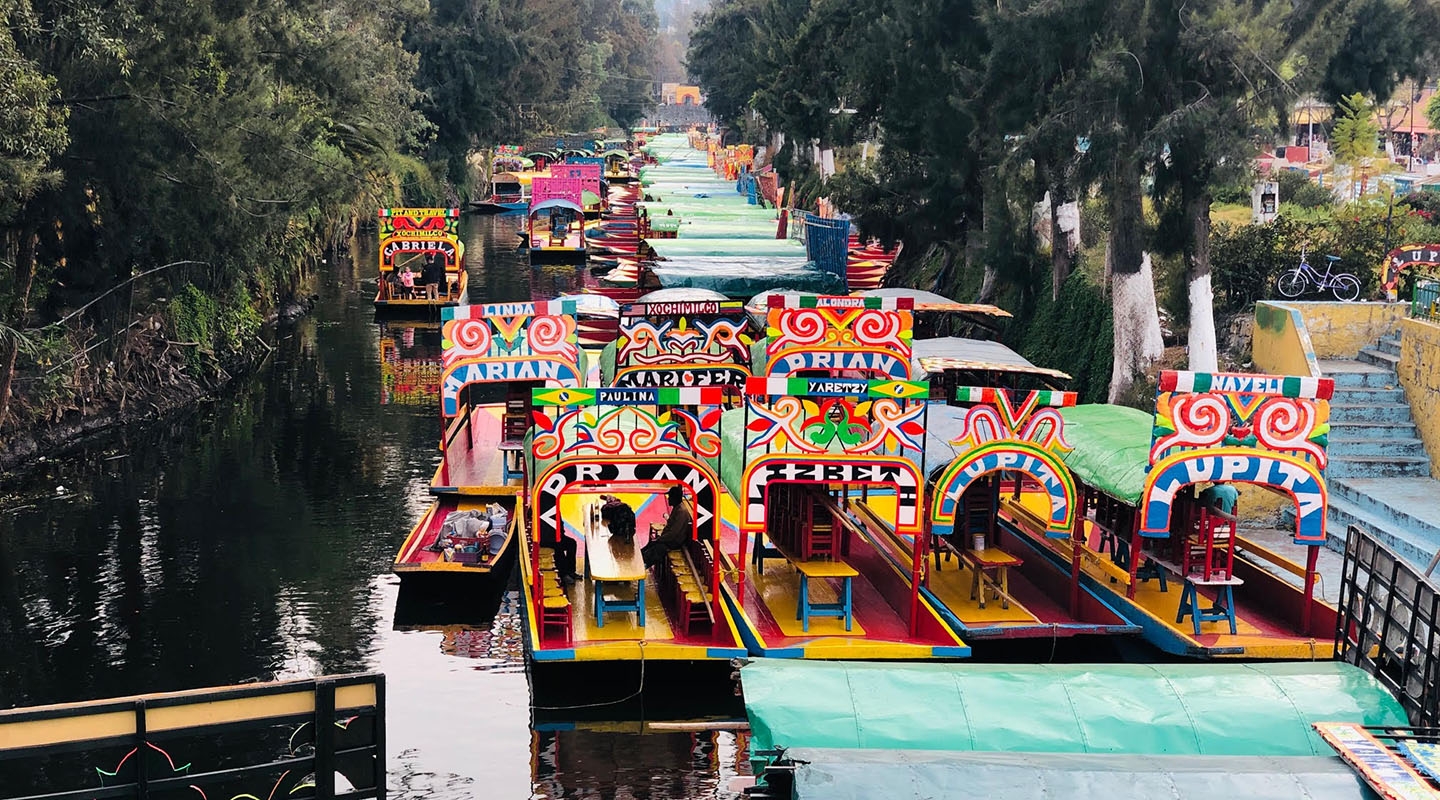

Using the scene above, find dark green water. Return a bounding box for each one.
[0,214,747,798]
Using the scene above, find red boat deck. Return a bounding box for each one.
[716,509,966,659]
[393,495,515,576]
[434,403,518,494]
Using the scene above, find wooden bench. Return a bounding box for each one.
[771,541,858,632]
[536,551,571,640]
[664,542,717,636]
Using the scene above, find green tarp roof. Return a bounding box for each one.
[1057,404,1154,506]
[646,238,805,258]
[742,660,1407,757]
[649,257,843,297]
[783,750,1374,800]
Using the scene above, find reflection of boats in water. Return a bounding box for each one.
[530,723,751,799]
[378,322,442,406]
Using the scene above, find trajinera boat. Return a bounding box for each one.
[527,177,588,264]
[1048,371,1339,658]
[516,384,749,678]
[373,207,469,312]
[715,295,970,659]
[391,301,585,585]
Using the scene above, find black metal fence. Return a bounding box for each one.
[0,673,385,800]
[1336,525,1440,727]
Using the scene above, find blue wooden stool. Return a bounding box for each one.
[1176,577,1239,635]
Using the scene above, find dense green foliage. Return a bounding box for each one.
[1014,272,1115,404]
[0,0,657,432]
[688,0,1437,395]
[1210,197,1440,312]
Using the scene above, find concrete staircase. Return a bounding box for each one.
[1313,333,1440,566]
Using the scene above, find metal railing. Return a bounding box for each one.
[1411,280,1440,323]
[1336,525,1440,727]
[0,673,385,800]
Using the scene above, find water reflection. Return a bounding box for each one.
[0,214,747,799]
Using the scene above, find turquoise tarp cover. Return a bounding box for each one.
[1057,403,1153,506]
[649,258,844,297]
[743,660,1407,756]
[783,750,1374,800]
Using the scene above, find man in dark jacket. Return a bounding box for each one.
[421,252,445,300]
[642,486,692,568]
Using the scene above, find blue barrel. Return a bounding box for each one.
[804,213,851,282]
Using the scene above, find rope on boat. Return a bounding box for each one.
[530,640,647,711]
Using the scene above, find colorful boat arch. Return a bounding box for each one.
[614,300,752,389]
[763,294,914,380]
[929,386,1078,538]
[741,453,923,535]
[528,386,730,549]
[932,441,1076,538]
[438,301,582,417]
[739,376,930,535]
[1141,448,1328,543]
[1144,370,1334,544]
[377,207,461,271]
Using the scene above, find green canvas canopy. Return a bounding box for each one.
[649,257,843,297]
[743,660,1408,757]
[646,238,805,258]
[1057,403,1153,506]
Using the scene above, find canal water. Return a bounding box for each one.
[0,215,749,798]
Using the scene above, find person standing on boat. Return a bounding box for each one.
[642,486,692,568]
[421,252,445,300]
[398,264,416,299]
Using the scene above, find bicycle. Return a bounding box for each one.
[1276,248,1361,302]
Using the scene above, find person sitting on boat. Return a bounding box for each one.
[1198,483,1239,520]
[422,253,446,300]
[398,264,416,299]
[642,486,692,569]
[599,495,637,544]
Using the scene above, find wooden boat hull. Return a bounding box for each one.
[1005,492,1339,659]
[374,270,469,315]
[393,495,518,584]
[851,495,1139,642]
[516,495,750,667]
[430,402,524,496]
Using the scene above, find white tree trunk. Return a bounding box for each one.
[819,147,835,178]
[1188,272,1219,372]
[1056,201,1080,255]
[1108,248,1166,402]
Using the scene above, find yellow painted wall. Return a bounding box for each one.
[1287,301,1408,358]
[1252,302,1319,378]
[1397,317,1440,479]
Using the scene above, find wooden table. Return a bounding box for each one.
[498,440,523,482]
[962,547,1023,609]
[773,541,858,632]
[584,521,647,628]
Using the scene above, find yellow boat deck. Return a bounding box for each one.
[1005,491,1336,659]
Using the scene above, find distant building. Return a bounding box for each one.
[659,83,703,106]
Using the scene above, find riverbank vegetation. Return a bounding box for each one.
[688,0,1438,400]
[0,0,658,450]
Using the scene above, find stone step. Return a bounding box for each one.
[1377,336,1402,356]
[1330,402,1419,424]
[1359,348,1400,368]
[1323,496,1438,567]
[1326,369,1398,389]
[1328,454,1432,479]
[1328,437,1428,457]
[1330,420,1421,440]
[1329,386,1406,404]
